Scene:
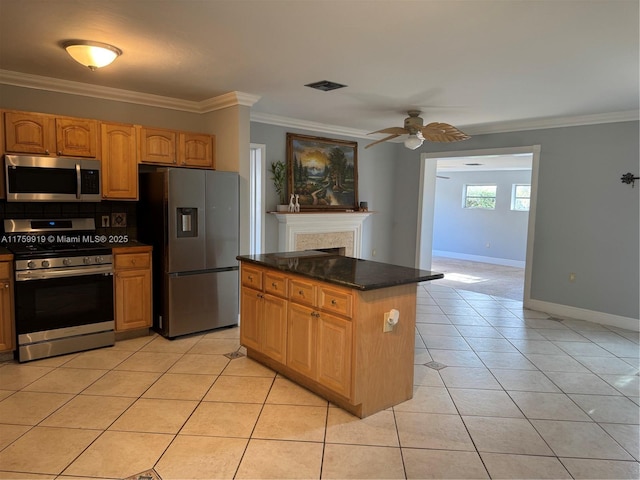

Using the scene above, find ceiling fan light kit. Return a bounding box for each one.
[365,110,471,149]
[63,40,122,70]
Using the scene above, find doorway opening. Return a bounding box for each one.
[249,144,266,255]
[416,146,540,302]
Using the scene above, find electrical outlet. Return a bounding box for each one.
[569,272,576,282]
[112,213,127,228]
[383,312,394,333]
[101,215,110,227]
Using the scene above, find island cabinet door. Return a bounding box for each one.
[317,313,352,399]
[262,293,288,364]
[287,302,317,378]
[240,287,262,352]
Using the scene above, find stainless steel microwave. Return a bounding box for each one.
[4,154,102,202]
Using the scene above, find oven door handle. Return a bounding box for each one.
[16,266,113,281]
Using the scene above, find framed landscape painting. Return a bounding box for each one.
[286,133,358,210]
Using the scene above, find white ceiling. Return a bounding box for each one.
[0,0,638,141]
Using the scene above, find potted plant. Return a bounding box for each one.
[270,161,288,211]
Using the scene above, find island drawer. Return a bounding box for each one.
[241,265,263,289]
[319,286,353,318]
[289,278,315,306]
[265,271,288,298]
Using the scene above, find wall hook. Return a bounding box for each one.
[620,173,639,187]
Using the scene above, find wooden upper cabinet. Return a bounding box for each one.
[55,117,98,158]
[101,122,138,200]
[138,127,177,165]
[139,126,215,168]
[179,132,214,168]
[3,111,98,158]
[4,111,56,155]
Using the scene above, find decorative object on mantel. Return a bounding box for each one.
[287,132,358,211]
[359,201,368,212]
[620,172,639,187]
[365,110,470,150]
[288,194,296,212]
[270,161,288,211]
[295,194,300,212]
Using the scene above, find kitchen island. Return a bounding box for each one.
[237,251,443,418]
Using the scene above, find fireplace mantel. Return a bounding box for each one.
[271,211,373,258]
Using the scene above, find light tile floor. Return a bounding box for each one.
[0,283,638,479]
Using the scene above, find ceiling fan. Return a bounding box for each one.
[365,110,471,150]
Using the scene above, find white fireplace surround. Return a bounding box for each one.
[272,212,372,258]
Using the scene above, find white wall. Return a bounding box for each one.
[433,169,531,266]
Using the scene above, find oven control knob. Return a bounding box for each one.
[41,260,50,268]
[27,261,36,269]
[95,256,104,264]
[83,257,91,265]
[63,258,71,266]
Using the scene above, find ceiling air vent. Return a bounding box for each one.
[305,80,347,92]
[465,163,483,166]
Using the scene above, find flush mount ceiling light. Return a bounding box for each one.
[63,40,122,70]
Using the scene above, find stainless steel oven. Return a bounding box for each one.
[4,218,115,362]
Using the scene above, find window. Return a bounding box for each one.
[464,184,497,209]
[511,184,531,211]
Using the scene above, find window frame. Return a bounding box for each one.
[511,183,531,211]
[462,184,497,210]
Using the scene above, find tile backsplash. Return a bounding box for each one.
[0,200,138,239]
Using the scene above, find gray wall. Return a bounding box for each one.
[392,121,640,320]
[2,82,637,320]
[249,121,397,262]
[433,169,532,264]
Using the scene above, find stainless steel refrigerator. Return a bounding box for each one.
[139,168,239,338]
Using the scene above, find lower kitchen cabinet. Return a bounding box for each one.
[0,260,15,352]
[240,266,288,364]
[113,247,152,332]
[239,259,418,418]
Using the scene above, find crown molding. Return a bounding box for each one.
[0,69,259,113]
[2,69,637,136]
[250,111,372,139]
[462,110,640,135]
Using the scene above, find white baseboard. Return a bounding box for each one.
[525,299,640,332]
[432,250,525,268]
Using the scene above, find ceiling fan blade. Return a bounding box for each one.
[436,175,450,179]
[367,126,408,136]
[421,122,471,143]
[364,134,401,149]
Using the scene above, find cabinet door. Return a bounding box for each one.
[240,287,262,351]
[101,123,138,200]
[4,111,55,155]
[317,313,352,398]
[139,127,177,165]
[287,303,317,378]
[55,117,98,158]
[262,293,287,364]
[0,263,14,352]
[179,132,214,168]
[115,269,152,331]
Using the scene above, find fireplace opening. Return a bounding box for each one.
[308,247,346,256]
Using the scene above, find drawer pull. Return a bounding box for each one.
[299,290,304,296]
[272,282,278,287]
[248,275,253,280]
[331,299,337,305]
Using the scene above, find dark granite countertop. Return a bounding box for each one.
[237,251,444,291]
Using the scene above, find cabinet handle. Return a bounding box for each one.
[57,151,62,156]
[3,283,8,288]
[44,149,50,155]
[331,299,337,305]
[299,290,304,296]
[272,282,278,288]
[248,275,253,280]
[257,293,263,299]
